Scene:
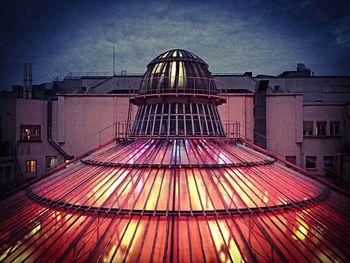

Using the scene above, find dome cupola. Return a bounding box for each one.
[130,49,226,137]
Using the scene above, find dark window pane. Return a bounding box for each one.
[192,104,198,114]
[178,103,184,114]
[330,121,340,136]
[170,103,176,114]
[316,121,326,136]
[163,104,169,114]
[186,116,193,135]
[207,118,213,135]
[306,156,317,169]
[161,116,168,135]
[204,104,209,115]
[198,104,204,114]
[146,116,154,134]
[303,121,313,136]
[193,116,200,135]
[156,104,162,114]
[170,116,176,135]
[185,104,191,114]
[178,116,184,135]
[200,115,208,135]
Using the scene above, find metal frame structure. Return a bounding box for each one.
[0,49,350,262]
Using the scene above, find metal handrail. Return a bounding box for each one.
[128,76,228,98]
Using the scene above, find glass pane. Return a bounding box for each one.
[186,116,193,135]
[200,115,208,135]
[163,104,169,114]
[185,104,190,114]
[156,104,162,114]
[178,103,183,114]
[178,116,185,135]
[161,116,168,136]
[192,104,198,114]
[170,116,176,135]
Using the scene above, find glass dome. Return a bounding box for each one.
[130,49,225,137]
[139,49,218,95]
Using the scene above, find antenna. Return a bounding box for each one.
[113,45,116,76]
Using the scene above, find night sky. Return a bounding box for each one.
[1,0,350,89]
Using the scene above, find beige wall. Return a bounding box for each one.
[14,99,63,178]
[266,95,349,176]
[218,94,254,141]
[266,94,303,165]
[302,103,348,175]
[56,95,135,155]
[2,93,348,179]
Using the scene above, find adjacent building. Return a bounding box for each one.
[0,57,349,194]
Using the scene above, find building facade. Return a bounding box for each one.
[1,62,349,193]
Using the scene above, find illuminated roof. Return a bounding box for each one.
[130,49,226,137]
[1,50,350,262]
[28,139,329,215]
[149,49,207,66]
[0,138,349,261]
[136,49,220,96]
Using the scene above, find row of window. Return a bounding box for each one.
[135,102,219,116]
[25,156,57,173]
[131,103,225,136]
[286,155,335,170]
[303,121,340,137]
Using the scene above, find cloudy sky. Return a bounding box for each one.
[1,0,350,89]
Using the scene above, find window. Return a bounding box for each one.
[305,156,317,169]
[20,125,41,141]
[324,156,336,177]
[26,160,37,173]
[131,102,225,137]
[285,156,296,168]
[46,156,57,170]
[330,121,340,136]
[315,121,326,136]
[323,156,334,169]
[303,121,313,136]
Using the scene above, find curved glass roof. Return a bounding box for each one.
[28,139,327,215]
[148,49,207,66]
[139,49,218,95]
[1,138,349,262]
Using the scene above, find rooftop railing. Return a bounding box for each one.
[128,76,228,101]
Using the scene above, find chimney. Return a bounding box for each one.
[23,63,32,99]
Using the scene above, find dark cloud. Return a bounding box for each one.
[1,0,350,89]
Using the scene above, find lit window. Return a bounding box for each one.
[303,121,313,136]
[330,121,340,136]
[305,156,316,169]
[26,160,37,173]
[46,156,58,170]
[315,121,326,136]
[20,125,41,141]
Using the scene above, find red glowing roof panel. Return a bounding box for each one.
[1,138,350,262]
